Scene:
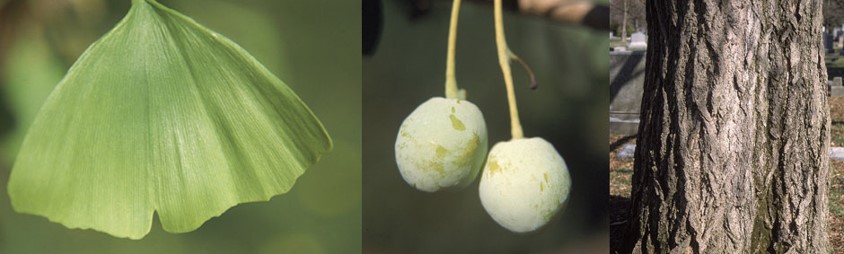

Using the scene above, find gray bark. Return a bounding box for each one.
[626,1,830,253]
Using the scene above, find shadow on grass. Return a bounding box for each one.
[610,195,630,253]
[610,134,637,152]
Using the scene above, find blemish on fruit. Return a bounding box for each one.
[453,134,480,167]
[488,160,500,175]
[436,145,448,158]
[450,114,465,131]
[432,162,445,175]
[418,159,445,175]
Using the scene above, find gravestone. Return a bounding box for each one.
[610,51,646,134]
[825,31,834,53]
[831,147,844,162]
[616,144,636,159]
[832,77,844,97]
[628,32,647,51]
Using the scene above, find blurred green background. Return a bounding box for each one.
[363,0,608,253]
[0,0,360,253]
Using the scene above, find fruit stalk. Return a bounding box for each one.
[493,0,523,139]
[445,0,461,99]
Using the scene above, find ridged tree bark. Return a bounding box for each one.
[626,1,830,253]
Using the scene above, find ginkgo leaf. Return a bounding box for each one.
[7,0,332,239]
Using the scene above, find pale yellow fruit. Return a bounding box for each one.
[479,137,570,233]
[395,97,488,192]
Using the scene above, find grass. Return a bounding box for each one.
[609,98,844,252]
[608,135,635,253]
[826,53,844,68]
[826,44,844,68]
[830,160,844,253]
[609,136,634,198]
[610,38,627,49]
[829,97,844,253]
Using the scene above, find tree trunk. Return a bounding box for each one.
[626,1,830,253]
[622,0,628,42]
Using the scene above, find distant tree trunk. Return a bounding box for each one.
[626,1,830,253]
[621,0,628,41]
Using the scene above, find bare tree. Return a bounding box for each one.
[610,0,645,40]
[626,1,830,253]
[825,0,844,29]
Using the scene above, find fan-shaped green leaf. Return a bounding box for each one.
[7,0,332,239]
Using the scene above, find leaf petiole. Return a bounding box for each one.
[445,0,461,99]
[494,0,523,139]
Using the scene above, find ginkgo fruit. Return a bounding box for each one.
[394,97,488,192]
[478,137,570,233]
